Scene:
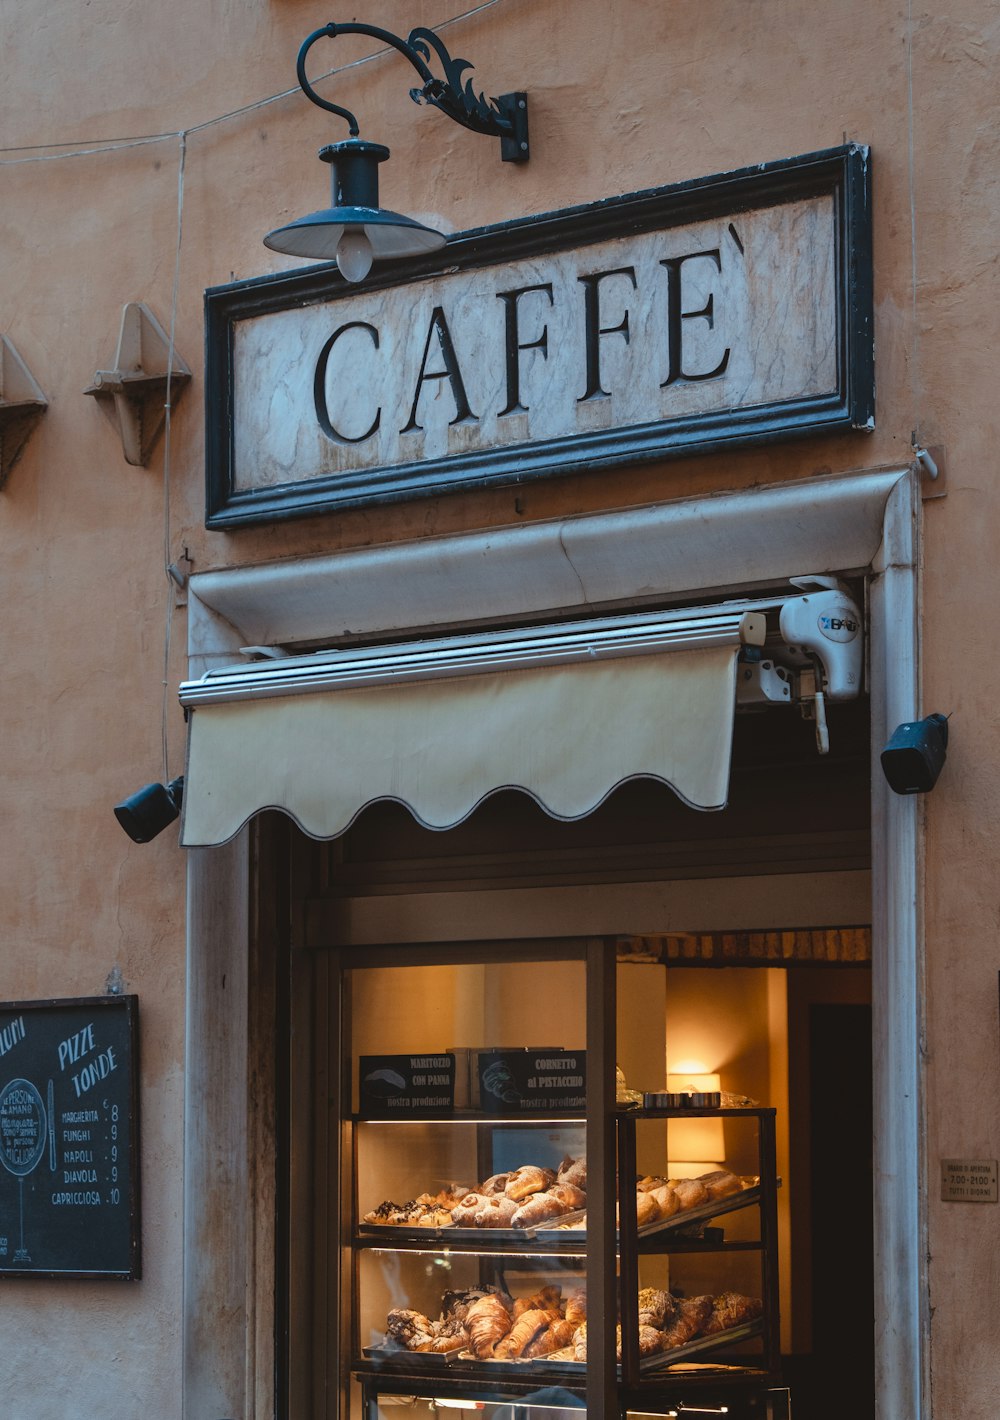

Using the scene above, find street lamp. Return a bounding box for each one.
[264,22,529,281]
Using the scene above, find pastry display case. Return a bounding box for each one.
[329,943,783,1420]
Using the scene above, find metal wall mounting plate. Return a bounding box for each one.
[0,335,48,488]
[84,302,191,466]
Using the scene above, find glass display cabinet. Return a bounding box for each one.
[319,938,784,1419]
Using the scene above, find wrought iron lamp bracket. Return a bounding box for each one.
[296,23,529,162]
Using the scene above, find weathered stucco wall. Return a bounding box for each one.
[2,0,999,1415]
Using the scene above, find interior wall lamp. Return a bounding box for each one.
[264,22,529,281]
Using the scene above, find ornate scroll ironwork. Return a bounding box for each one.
[294,22,529,162]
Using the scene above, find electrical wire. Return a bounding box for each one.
[0,0,510,779]
[160,131,187,784]
[0,0,508,165]
[905,0,922,441]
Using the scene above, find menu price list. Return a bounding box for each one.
[0,996,140,1279]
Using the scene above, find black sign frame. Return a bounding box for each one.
[205,144,873,528]
[0,995,141,1281]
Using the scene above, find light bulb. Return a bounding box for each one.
[335,229,374,283]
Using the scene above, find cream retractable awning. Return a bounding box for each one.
[178,606,765,847]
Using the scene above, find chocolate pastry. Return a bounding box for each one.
[385,1308,437,1351]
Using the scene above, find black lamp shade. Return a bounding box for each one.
[263,138,446,265]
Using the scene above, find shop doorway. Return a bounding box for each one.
[277,697,874,1418]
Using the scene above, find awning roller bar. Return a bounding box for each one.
[179,603,769,707]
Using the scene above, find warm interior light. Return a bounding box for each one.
[667,1068,720,1091]
[666,1071,724,1168]
[336,228,374,283]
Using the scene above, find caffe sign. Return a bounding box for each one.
[206,145,872,526]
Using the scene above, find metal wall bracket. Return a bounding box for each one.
[914,443,946,500]
[0,335,48,488]
[84,302,191,467]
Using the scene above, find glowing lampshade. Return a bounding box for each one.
[666,1071,724,1175]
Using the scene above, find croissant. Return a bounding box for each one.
[512,1284,562,1319]
[648,1184,680,1220]
[697,1169,743,1201]
[672,1178,709,1211]
[505,1165,556,1201]
[494,1307,560,1359]
[703,1291,763,1333]
[548,1318,577,1350]
[511,1190,569,1227]
[557,1155,588,1190]
[572,1322,587,1361]
[635,1191,659,1227]
[636,1287,676,1330]
[475,1194,518,1228]
[466,1294,512,1358]
[548,1181,586,1211]
[479,1172,511,1196]
[564,1288,587,1325]
[637,1323,664,1358]
[659,1295,713,1349]
[522,1316,576,1358]
[451,1192,490,1226]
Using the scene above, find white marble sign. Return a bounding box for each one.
[206,148,873,524]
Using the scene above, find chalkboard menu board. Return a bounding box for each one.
[0,996,140,1279]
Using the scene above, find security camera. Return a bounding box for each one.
[880,714,949,794]
[114,776,184,842]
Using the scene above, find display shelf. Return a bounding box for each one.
[352,1110,586,1124]
[616,1106,781,1395]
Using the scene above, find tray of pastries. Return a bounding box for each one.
[364,1283,586,1374]
[359,1157,589,1240]
[549,1289,764,1373]
[359,1159,757,1242]
[364,1284,762,1378]
[632,1170,760,1238]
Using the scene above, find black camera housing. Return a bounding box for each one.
[114,776,185,843]
[880,714,949,795]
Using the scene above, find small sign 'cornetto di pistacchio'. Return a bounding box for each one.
[0,996,140,1279]
[206,146,873,526]
[940,1158,998,1203]
[359,1054,457,1115]
[477,1049,586,1113]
